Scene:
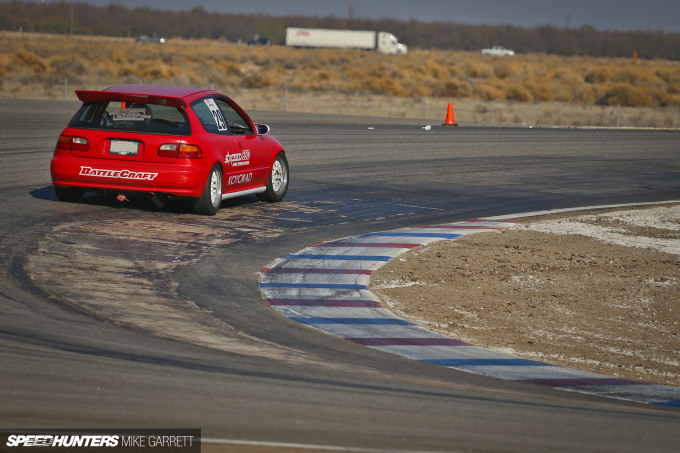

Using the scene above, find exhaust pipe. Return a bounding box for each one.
[149,193,166,209]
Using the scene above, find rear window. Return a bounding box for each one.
[69,101,190,136]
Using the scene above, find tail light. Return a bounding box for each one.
[158,143,203,159]
[178,144,203,159]
[56,134,71,150]
[56,134,89,152]
[158,144,178,158]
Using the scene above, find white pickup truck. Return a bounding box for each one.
[481,46,515,57]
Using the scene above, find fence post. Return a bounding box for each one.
[423,96,427,119]
[355,91,359,116]
[490,100,495,124]
[64,78,68,101]
[616,105,621,127]
[284,87,288,112]
[558,103,562,125]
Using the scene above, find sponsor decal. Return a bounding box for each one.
[228,172,252,185]
[79,166,158,181]
[225,149,250,167]
[112,108,151,122]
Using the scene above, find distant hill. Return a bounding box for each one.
[1,1,679,59]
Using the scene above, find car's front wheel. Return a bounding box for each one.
[193,164,222,215]
[257,153,289,202]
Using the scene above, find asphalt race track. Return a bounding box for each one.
[1,99,679,452]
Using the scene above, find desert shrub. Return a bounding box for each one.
[447,65,462,77]
[401,79,431,97]
[241,71,277,89]
[49,54,86,76]
[651,89,671,106]
[109,50,128,64]
[522,60,550,78]
[613,68,640,84]
[550,84,575,102]
[631,67,663,87]
[548,69,591,102]
[0,54,9,76]
[461,61,490,78]
[421,60,448,80]
[117,64,143,78]
[211,59,242,75]
[299,69,343,91]
[475,84,505,100]
[13,49,47,74]
[3,32,680,111]
[493,62,511,79]
[505,83,533,102]
[597,83,654,106]
[198,59,243,86]
[365,63,389,78]
[525,79,554,101]
[655,67,680,88]
[252,53,273,67]
[551,68,582,85]
[666,79,680,95]
[437,78,473,97]
[585,67,614,83]
[358,75,408,96]
[136,60,176,80]
[338,65,369,92]
[185,72,205,87]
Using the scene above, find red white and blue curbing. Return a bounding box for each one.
[260,220,680,408]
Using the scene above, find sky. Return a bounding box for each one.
[38,0,680,33]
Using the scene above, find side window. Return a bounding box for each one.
[192,98,228,134]
[214,98,253,135]
[191,97,253,136]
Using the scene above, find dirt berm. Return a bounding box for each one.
[370,204,680,387]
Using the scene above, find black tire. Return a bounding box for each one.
[193,164,222,215]
[54,186,84,202]
[257,153,289,202]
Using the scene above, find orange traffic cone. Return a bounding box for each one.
[442,103,458,126]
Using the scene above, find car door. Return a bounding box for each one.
[191,96,270,193]
[211,97,270,190]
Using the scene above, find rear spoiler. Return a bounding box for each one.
[75,90,187,109]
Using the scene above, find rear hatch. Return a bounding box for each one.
[64,96,191,164]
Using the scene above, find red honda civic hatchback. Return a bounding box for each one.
[50,84,289,215]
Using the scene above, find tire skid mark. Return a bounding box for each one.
[26,202,329,364]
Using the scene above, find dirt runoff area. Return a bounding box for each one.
[370,204,680,387]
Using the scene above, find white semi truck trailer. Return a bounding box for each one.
[285,27,407,54]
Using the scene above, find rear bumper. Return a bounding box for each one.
[50,153,210,198]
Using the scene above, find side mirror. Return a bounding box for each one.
[256,124,270,135]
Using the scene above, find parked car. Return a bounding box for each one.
[248,38,271,46]
[135,34,166,44]
[51,84,289,215]
[481,46,515,57]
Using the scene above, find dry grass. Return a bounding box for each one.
[1,31,679,128]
